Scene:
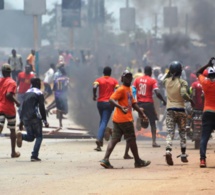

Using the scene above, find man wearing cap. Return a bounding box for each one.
[100,70,151,169]
[8,49,23,81]
[0,63,20,158]
[196,58,215,168]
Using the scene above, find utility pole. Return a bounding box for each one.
[185,13,188,36]
[169,0,172,34]
[33,15,39,75]
[126,0,130,52]
[126,0,129,7]
[24,0,46,77]
[154,13,158,38]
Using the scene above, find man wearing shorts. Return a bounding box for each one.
[53,67,69,127]
[0,63,20,158]
[100,70,151,169]
[133,66,166,147]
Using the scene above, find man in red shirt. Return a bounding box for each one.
[0,64,20,158]
[93,66,119,151]
[190,80,204,110]
[133,66,166,147]
[196,58,215,168]
[17,64,35,130]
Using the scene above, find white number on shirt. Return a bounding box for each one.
[138,83,147,95]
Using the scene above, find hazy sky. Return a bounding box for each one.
[6,0,126,29]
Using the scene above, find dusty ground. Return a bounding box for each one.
[1,136,215,195]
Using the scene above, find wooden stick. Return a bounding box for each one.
[46,127,62,135]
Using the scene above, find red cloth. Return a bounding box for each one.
[133,75,158,103]
[93,76,119,102]
[191,81,204,110]
[110,86,136,123]
[190,73,197,84]
[198,74,215,112]
[0,77,16,115]
[17,72,34,93]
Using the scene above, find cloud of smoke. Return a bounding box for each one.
[187,0,215,44]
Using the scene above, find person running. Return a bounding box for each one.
[17,64,35,130]
[100,70,151,169]
[16,78,49,162]
[93,66,119,151]
[163,61,194,166]
[133,66,166,147]
[0,63,20,158]
[196,58,215,168]
[43,63,55,99]
[53,67,69,127]
[8,49,23,81]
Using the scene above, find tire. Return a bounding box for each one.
[195,140,200,149]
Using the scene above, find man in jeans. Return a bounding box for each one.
[93,66,119,151]
[17,78,49,162]
[196,58,215,168]
[17,64,35,130]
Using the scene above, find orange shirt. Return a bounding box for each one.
[93,76,119,102]
[27,54,35,71]
[110,85,136,123]
[0,77,16,116]
[198,74,215,112]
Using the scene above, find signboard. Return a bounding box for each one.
[0,10,41,48]
[88,0,105,23]
[62,0,81,9]
[62,0,81,28]
[62,9,81,27]
[120,8,136,32]
[24,0,46,15]
[163,7,178,28]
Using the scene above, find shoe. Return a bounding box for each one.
[165,151,174,166]
[31,157,41,162]
[152,143,160,148]
[16,131,22,148]
[94,147,102,151]
[11,151,20,158]
[200,159,206,168]
[123,154,134,160]
[136,118,141,131]
[100,159,113,169]
[104,127,112,141]
[135,159,151,168]
[181,154,188,163]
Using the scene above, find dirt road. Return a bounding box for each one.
[1,137,215,195]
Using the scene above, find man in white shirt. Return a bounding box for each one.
[43,63,55,99]
[8,49,23,81]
